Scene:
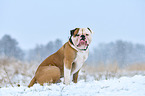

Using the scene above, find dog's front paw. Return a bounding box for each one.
[64,78,70,85]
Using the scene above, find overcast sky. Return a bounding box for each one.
[0,0,145,50]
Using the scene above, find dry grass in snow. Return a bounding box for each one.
[0,57,145,87]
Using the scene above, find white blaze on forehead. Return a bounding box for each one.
[78,28,91,34]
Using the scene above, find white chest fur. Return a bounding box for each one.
[71,49,89,75]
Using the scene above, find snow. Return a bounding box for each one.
[0,75,145,96]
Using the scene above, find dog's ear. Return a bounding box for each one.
[87,27,94,34]
[70,28,78,36]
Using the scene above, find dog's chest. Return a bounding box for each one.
[72,50,89,74]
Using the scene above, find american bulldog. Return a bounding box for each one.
[28,28,93,87]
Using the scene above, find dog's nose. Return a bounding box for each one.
[81,35,85,40]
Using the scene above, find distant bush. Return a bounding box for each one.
[26,39,62,62]
[87,40,145,67]
[0,35,24,60]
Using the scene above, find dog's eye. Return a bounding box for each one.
[86,34,89,36]
[75,34,79,36]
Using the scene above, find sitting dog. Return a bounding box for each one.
[28,28,93,87]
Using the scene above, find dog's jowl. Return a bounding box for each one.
[28,28,93,87]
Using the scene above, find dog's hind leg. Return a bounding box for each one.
[35,66,61,85]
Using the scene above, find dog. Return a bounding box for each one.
[28,28,93,87]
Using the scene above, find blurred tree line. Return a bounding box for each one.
[26,39,62,62]
[87,40,145,66]
[0,35,24,60]
[0,35,145,66]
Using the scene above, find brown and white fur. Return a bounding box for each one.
[28,28,93,87]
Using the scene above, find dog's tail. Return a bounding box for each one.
[28,77,36,88]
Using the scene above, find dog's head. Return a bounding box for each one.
[69,28,93,50]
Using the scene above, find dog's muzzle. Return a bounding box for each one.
[80,35,86,41]
[77,40,88,47]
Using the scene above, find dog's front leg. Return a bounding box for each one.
[73,70,80,83]
[64,59,72,85]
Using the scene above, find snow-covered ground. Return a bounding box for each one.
[0,75,145,96]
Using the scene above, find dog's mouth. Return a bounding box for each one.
[77,40,89,47]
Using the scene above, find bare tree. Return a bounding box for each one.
[0,35,24,60]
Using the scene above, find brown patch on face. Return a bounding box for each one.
[82,28,84,34]
[70,28,79,36]
[73,28,80,37]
